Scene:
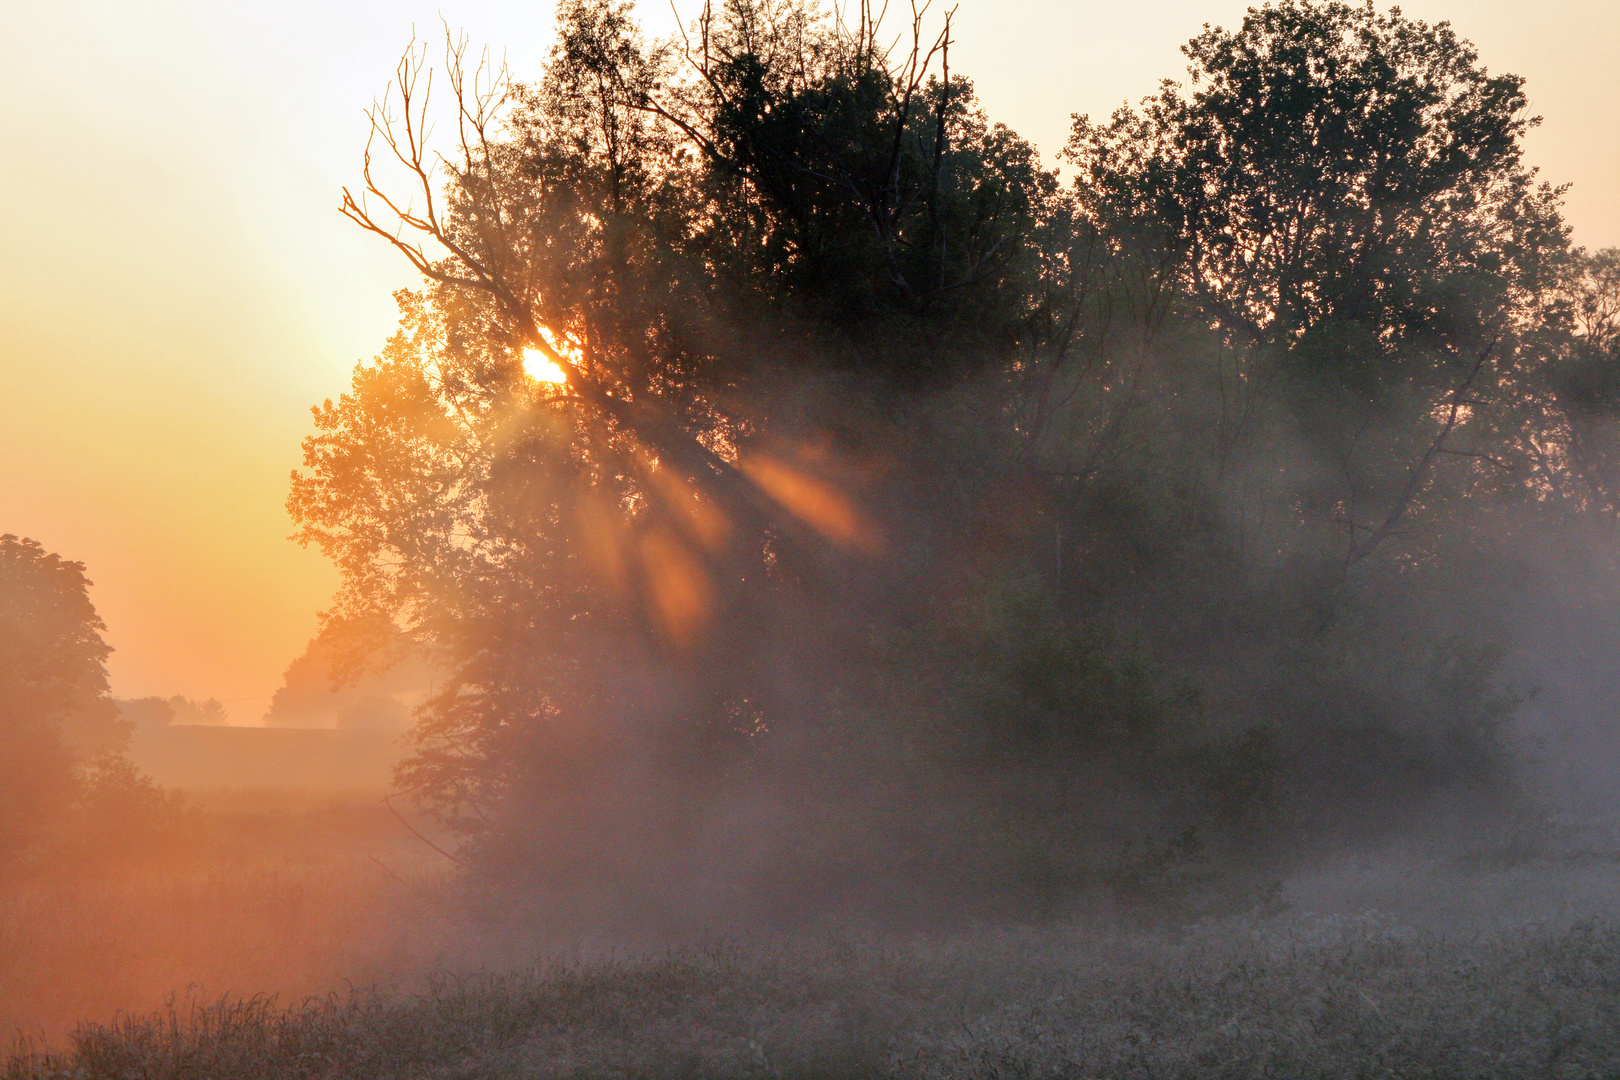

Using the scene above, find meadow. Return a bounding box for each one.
[9,914,1620,1079]
[0,791,461,1044]
[9,811,1620,1079]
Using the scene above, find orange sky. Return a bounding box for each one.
[2,0,1615,718]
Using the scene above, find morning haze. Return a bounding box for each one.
[0,0,1613,709]
[8,1,1620,1074]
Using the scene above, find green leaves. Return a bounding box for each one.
[1069,0,1555,374]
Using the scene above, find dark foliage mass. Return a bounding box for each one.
[283,0,1620,923]
[0,536,188,877]
[0,536,107,865]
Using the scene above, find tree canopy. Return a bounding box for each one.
[0,535,121,865]
[291,0,1598,921]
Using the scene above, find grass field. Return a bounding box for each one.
[9,808,1620,1078]
[8,916,1620,1079]
[0,790,465,1042]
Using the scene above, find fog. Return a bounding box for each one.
[10,0,1620,1073]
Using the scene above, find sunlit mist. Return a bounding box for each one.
[521,347,570,385]
[11,0,1620,1071]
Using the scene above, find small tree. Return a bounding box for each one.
[0,535,120,865]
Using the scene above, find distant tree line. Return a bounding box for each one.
[118,695,232,727]
[287,0,1620,923]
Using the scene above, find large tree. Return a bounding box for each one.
[293,0,1570,918]
[297,0,1065,794]
[1064,0,1566,575]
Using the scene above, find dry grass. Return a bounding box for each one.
[8,916,1620,1079]
[10,812,1620,1077]
[0,791,463,1042]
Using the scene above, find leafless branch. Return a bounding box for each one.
[1346,336,1499,567]
[384,791,466,866]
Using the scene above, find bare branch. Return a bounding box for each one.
[1346,336,1500,567]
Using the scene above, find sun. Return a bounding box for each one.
[521,347,571,385]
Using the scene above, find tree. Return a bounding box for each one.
[1065,0,1567,573]
[264,620,431,729]
[298,0,1063,806]
[0,535,121,866]
[293,0,1564,919]
[1543,248,1620,522]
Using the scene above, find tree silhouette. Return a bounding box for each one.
[1066,0,1566,572]
[0,535,121,866]
[295,0,1056,822]
[291,0,1576,916]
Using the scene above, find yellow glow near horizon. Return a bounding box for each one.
[522,347,570,385]
[4,0,1616,715]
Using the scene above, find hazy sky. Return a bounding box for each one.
[2,0,1615,717]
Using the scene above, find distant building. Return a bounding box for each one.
[119,700,403,791]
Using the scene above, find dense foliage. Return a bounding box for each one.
[0,536,109,864]
[289,0,1620,921]
[0,535,186,875]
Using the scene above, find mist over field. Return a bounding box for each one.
[11,0,1620,1074]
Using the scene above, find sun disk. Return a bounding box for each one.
[522,348,570,385]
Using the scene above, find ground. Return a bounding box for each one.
[9,803,1620,1078]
